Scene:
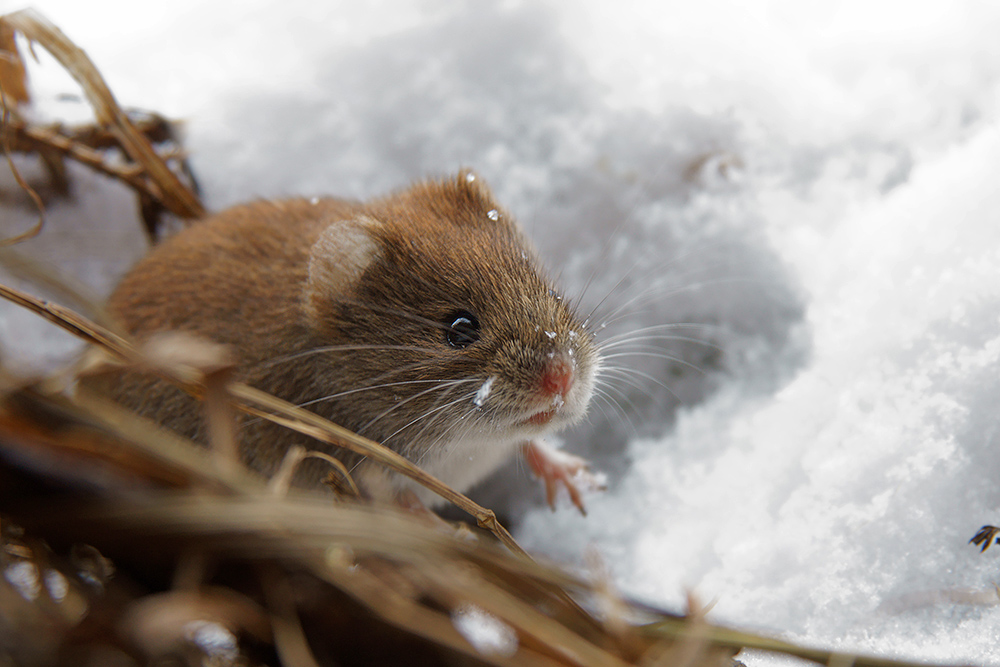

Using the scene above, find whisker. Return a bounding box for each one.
[592,275,747,330]
[597,321,723,345]
[592,378,645,427]
[404,386,482,457]
[582,234,750,324]
[594,275,783,332]
[600,351,709,377]
[599,335,724,354]
[598,365,685,404]
[379,393,476,449]
[358,379,480,436]
[574,162,678,311]
[591,386,637,436]
[295,378,462,410]
[575,224,636,317]
[583,255,648,329]
[241,375,451,428]
[595,366,653,393]
[413,401,485,469]
[586,388,618,425]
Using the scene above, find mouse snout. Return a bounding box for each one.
[540,352,575,399]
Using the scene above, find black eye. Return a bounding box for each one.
[445,311,480,348]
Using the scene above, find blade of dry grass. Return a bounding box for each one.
[316,559,538,667]
[1,384,262,493]
[0,248,109,324]
[416,565,634,667]
[1,9,204,220]
[231,383,528,557]
[0,87,45,247]
[2,113,182,205]
[642,618,956,667]
[0,19,29,105]
[0,281,132,353]
[259,566,324,667]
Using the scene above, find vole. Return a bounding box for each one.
[95,170,600,509]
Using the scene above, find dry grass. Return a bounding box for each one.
[0,9,965,667]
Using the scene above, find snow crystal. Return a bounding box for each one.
[451,603,518,657]
[43,569,69,603]
[474,376,496,407]
[183,620,239,661]
[4,561,40,601]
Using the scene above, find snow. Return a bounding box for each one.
[4,1,1000,664]
[4,560,40,601]
[474,375,495,408]
[451,603,519,658]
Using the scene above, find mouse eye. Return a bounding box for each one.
[445,311,480,348]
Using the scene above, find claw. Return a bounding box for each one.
[522,440,605,516]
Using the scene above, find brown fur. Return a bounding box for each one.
[92,171,599,501]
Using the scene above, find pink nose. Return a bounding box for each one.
[540,353,575,398]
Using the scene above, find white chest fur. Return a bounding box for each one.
[406,433,525,507]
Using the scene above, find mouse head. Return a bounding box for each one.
[303,171,599,449]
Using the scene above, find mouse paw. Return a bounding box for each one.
[522,440,606,516]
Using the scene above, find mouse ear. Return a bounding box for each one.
[303,215,382,324]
